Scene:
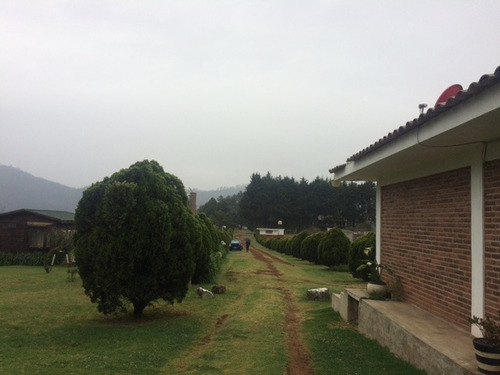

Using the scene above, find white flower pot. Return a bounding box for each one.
[367,282,388,296]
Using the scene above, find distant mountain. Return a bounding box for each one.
[194,185,246,208]
[0,165,245,213]
[0,165,85,213]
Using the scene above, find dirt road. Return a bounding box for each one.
[249,245,314,375]
[170,234,316,374]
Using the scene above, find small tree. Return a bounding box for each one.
[74,160,197,319]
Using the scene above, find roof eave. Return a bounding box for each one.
[330,67,500,183]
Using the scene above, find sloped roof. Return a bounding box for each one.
[330,65,500,174]
[0,209,74,223]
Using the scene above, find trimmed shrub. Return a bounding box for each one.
[318,228,350,267]
[284,238,294,255]
[255,234,272,249]
[277,238,289,254]
[290,232,308,258]
[300,232,325,263]
[289,231,308,258]
[348,231,376,280]
[268,238,279,251]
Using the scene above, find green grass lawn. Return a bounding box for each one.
[0,242,425,375]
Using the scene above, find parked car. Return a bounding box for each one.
[229,240,243,251]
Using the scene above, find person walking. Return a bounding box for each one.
[244,238,251,252]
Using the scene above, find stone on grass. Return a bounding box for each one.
[211,285,226,294]
[196,287,215,299]
[306,287,330,301]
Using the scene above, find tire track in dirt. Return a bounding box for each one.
[249,246,314,375]
[201,313,229,344]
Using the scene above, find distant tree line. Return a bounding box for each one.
[197,192,244,229]
[199,172,376,232]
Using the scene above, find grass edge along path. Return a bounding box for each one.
[247,244,313,375]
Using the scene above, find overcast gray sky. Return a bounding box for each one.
[1,1,500,190]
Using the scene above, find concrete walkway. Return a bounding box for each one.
[333,289,480,375]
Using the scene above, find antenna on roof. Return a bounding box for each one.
[418,103,427,114]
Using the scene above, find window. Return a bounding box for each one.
[29,229,47,248]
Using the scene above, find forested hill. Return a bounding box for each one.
[0,165,85,213]
[0,165,245,213]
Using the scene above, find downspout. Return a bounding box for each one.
[470,142,485,336]
[376,183,381,265]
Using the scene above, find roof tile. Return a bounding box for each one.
[330,65,500,173]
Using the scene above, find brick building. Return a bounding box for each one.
[0,209,75,253]
[330,65,500,333]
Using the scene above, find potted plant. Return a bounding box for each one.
[469,311,500,374]
[356,247,394,297]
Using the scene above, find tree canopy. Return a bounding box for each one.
[198,192,244,228]
[74,160,197,319]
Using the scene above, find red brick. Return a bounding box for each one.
[381,167,471,330]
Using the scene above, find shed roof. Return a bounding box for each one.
[0,209,75,223]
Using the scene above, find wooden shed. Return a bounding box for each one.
[0,209,75,253]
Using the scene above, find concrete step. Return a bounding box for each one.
[332,288,480,374]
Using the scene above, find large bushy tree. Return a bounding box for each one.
[74,160,197,319]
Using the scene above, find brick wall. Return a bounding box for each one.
[484,158,500,317]
[381,168,471,329]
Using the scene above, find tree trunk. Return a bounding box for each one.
[132,300,147,319]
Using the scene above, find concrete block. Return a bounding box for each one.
[331,293,341,312]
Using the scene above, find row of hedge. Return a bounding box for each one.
[255,229,376,279]
[0,251,61,267]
